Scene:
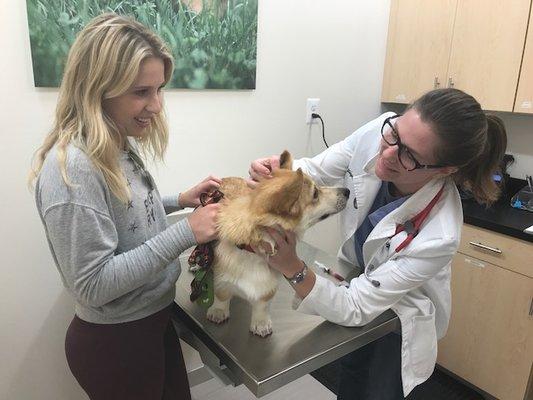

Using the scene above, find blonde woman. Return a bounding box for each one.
[29,13,219,399]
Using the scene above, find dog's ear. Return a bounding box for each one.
[270,168,304,216]
[279,150,293,170]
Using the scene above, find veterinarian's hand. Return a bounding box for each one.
[179,175,222,208]
[248,156,280,187]
[263,227,302,277]
[187,203,220,244]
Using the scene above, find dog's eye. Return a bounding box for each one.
[313,187,319,199]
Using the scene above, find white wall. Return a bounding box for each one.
[2,0,533,399]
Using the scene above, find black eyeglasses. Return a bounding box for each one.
[128,150,155,191]
[381,114,446,171]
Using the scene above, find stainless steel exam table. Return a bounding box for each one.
[172,241,400,397]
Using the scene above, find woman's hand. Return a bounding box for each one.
[261,227,303,278]
[259,227,316,298]
[187,203,220,244]
[179,175,222,208]
[247,156,280,188]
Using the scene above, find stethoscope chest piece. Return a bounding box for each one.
[403,219,416,234]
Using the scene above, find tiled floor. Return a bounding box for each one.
[310,360,486,400]
[191,367,487,400]
[190,374,335,400]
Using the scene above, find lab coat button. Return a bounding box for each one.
[371,280,380,287]
[385,241,391,249]
[367,264,375,271]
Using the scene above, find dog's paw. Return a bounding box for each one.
[250,318,273,337]
[206,307,230,324]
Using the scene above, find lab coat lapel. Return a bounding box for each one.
[352,155,381,229]
[362,177,446,264]
[351,175,379,230]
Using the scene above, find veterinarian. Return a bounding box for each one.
[29,13,220,400]
[249,88,507,399]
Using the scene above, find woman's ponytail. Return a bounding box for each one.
[410,89,508,206]
[457,115,507,204]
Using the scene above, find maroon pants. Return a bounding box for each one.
[65,305,191,400]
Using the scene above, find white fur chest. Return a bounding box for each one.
[214,240,281,302]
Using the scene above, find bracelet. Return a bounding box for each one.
[285,261,308,285]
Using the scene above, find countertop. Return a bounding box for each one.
[461,177,533,242]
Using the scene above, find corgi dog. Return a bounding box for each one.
[206,151,349,337]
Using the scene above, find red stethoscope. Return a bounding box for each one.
[393,185,445,252]
[365,185,445,287]
[327,184,446,288]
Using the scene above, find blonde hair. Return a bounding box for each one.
[29,13,174,203]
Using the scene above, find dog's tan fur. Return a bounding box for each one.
[206,151,349,336]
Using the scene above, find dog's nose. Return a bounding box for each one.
[341,188,350,198]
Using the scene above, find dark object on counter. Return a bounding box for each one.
[458,154,514,203]
[462,176,533,242]
[511,185,533,212]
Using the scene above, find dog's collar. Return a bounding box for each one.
[236,244,255,253]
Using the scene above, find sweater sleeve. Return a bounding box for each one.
[42,203,196,308]
[161,193,185,214]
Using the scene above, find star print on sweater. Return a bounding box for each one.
[145,191,155,225]
[35,144,197,325]
[128,221,139,233]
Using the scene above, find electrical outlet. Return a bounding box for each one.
[306,98,320,124]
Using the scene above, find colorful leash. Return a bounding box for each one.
[188,189,224,308]
[394,186,444,252]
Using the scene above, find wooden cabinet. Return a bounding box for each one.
[381,0,456,103]
[437,225,533,400]
[382,0,531,112]
[515,2,533,114]
[459,224,533,278]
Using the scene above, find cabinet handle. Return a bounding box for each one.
[448,77,455,88]
[434,77,440,89]
[468,241,502,254]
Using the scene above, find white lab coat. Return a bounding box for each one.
[293,113,462,396]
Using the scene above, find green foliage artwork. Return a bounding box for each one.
[26,0,258,89]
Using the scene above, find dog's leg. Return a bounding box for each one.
[250,298,274,337]
[206,287,232,324]
[250,300,272,337]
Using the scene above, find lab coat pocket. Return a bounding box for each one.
[410,314,437,377]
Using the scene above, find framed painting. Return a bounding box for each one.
[26,0,258,89]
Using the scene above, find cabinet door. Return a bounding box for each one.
[437,253,533,400]
[381,0,457,103]
[515,3,533,114]
[446,0,530,111]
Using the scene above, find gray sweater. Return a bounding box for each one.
[35,144,196,323]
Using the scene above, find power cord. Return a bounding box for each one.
[311,113,328,148]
